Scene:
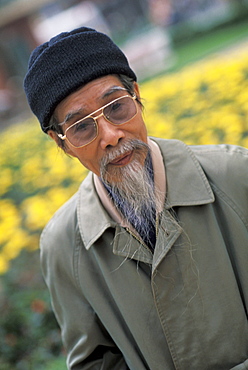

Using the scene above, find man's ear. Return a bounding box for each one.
[47,130,77,157]
[133,81,141,100]
[47,130,61,146]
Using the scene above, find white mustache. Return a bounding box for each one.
[100,139,149,168]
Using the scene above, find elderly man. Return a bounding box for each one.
[24,27,248,370]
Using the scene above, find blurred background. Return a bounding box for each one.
[0,0,248,369]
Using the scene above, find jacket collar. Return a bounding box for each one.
[77,138,215,250]
[77,172,115,250]
[154,138,215,208]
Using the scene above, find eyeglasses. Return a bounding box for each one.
[57,94,137,148]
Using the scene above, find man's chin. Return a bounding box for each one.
[100,139,150,187]
[101,163,129,186]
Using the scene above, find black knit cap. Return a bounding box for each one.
[24,27,136,133]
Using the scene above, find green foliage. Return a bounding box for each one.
[0,250,66,369]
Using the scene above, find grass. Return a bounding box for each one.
[45,357,67,370]
[155,17,248,78]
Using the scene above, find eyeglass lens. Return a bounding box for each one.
[66,96,137,147]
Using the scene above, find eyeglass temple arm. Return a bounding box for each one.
[57,133,66,140]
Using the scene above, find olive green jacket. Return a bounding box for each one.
[40,139,248,370]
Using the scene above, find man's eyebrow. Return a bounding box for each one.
[100,86,126,100]
[60,108,85,125]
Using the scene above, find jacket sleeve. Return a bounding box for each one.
[40,204,129,370]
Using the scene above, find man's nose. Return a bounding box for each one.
[98,116,125,149]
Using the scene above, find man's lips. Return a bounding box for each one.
[108,151,133,166]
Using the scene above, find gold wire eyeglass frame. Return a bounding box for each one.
[57,94,137,148]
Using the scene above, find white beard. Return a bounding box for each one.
[100,139,157,236]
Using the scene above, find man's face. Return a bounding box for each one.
[49,75,148,180]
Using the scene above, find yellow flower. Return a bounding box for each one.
[0,254,9,275]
